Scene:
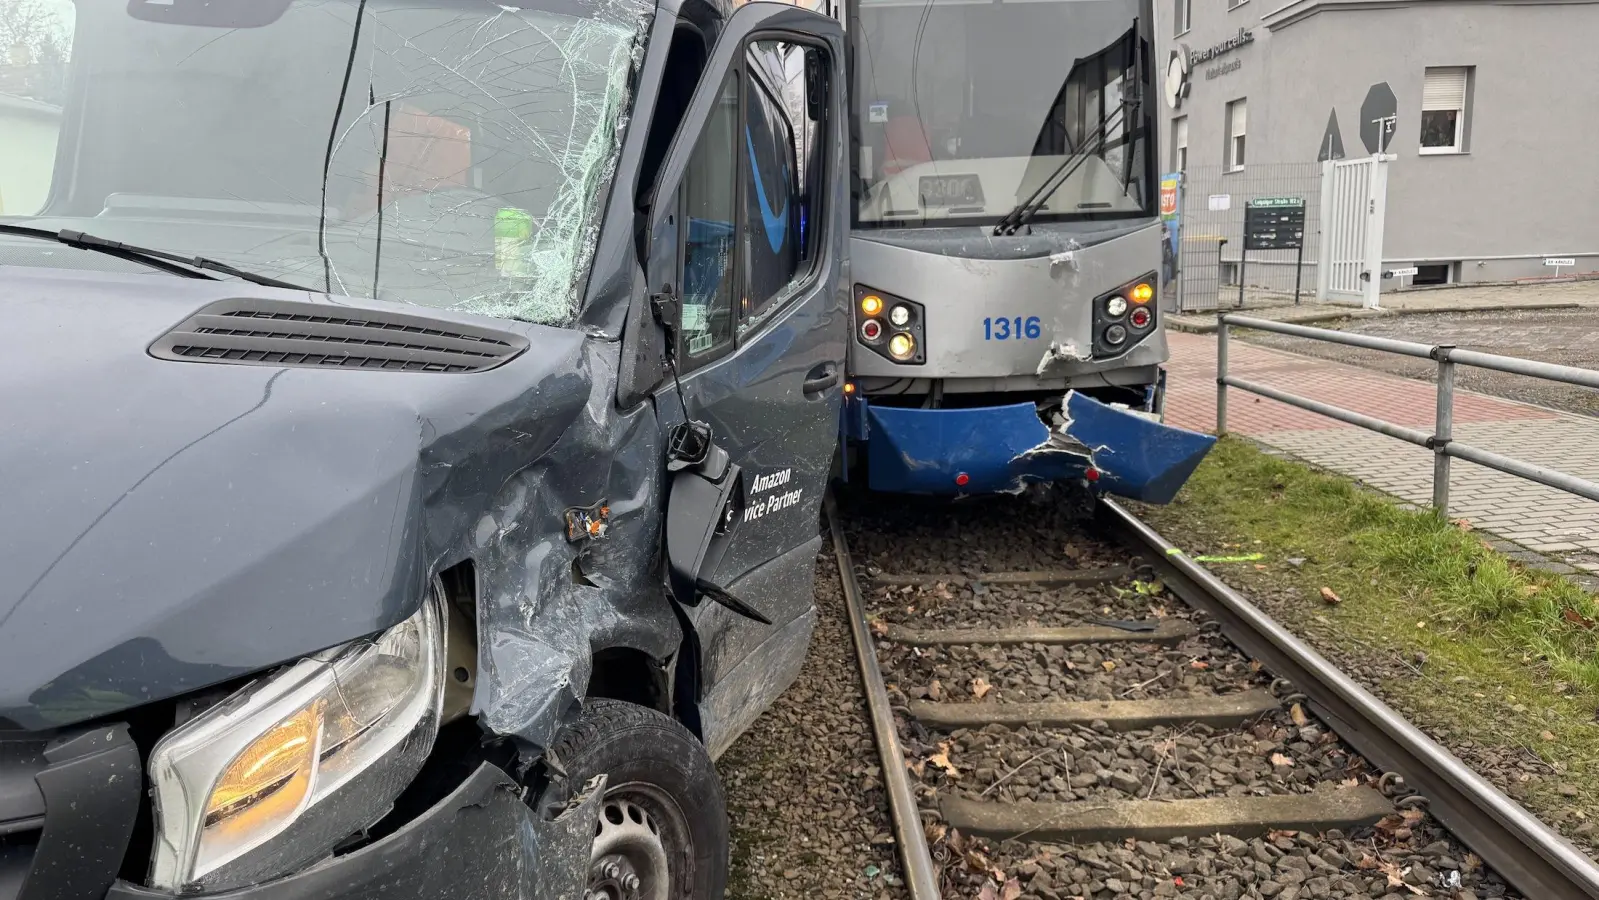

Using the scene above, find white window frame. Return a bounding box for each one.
[1173,0,1191,34]
[1228,0,1248,10]
[1173,116,1188,172]
[1225,99,1246,172]
[1420,66,1469,155]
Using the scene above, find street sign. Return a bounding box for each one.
[1545,257,1576,267]
[1359,83,1398,155]
[1385,267,1418,278]
[1244,197,1306,251]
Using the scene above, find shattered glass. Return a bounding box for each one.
[5,0,654,325]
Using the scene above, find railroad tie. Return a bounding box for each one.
[942,787,1394,843]
[907,689,1280,731]
[880,620,1195,647]
[872,567,1132,588]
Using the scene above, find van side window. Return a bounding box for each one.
[742,46,802,319]
[679,71,740,361]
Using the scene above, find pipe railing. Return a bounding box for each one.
[1216,313,1599,514]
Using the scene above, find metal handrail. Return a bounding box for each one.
[1216,313,1599,512]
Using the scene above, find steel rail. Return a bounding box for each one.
[824,496,941,900]
[1099,498,1599,900]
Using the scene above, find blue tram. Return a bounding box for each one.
[834,0,1214,502]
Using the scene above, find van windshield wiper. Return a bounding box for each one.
[993,102,1129,237]
[0,224,314,291]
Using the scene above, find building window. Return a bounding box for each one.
[1173,116,1188,172]
[1228,0,1246,9]
[1173,0,1191,34]
[1421,66,1470,154]
[1225,99,1246,171]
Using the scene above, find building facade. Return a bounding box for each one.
[1157,0,1599,288]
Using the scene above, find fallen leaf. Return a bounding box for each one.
[929,680,943,701]
[978,882,999,900]
[929,742,960,776]
[1102,660,1117,672]
[1454,518,1474,531]
[1269,752,1294,767]
[1563,608,1596,629]
[906,758,926,777]
[1254,564,1268,570]
[1064,660,1077,671]
[1267,829,1298,841]
[1190,659,1211,670]
[1463,853,1482,872]
[926,822,947,842]
[1290,703,1309,727]
[1400,808,1425,827]
[972,677,993,699]
[1150,605,1169,619]
[1541,730,1557,741]
[868,617,887,637]
[1356,854,1381,871]
[1320,587,1342,605]
[1002,877,1023,900]
[1249,660,1264,672]
[1341,777,1360,788]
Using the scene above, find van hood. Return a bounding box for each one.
[0,267,595,731]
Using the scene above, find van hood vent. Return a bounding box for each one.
[149,298,529,373]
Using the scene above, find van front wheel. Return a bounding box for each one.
[544,699,728,900]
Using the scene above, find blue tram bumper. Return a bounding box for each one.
[843,390,1216,503]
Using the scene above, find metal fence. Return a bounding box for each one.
[1176,163,1323,312]
[1216,314,1599,514]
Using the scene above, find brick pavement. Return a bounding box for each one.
[1163,331,1599,570]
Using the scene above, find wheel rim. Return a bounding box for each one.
[585,782,690,900]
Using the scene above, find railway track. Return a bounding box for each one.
[825,492,1599,900]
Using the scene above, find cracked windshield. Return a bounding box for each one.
[851,0,1150,226]
[0,0,650,323]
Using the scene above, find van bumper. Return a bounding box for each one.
[107,765,602,900]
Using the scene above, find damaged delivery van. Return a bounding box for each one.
[0,0,847,896]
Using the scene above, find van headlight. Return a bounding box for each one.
[147,589,445,892]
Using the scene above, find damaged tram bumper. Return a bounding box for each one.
[841,379,1216,501]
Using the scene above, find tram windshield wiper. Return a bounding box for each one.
[992,101,1131,237]
[0,224,314,291]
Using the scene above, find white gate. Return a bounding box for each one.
[1316,154,1391,308]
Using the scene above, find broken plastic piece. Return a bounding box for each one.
[564,502,611,542]
[1192,553,1265,564]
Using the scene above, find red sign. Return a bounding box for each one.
[1159,179,1178,217]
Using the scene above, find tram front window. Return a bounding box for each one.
[850,0,1151,227]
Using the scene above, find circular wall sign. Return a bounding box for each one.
[1164,48,1190,110]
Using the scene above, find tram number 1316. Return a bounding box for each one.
[983,316,1043,341]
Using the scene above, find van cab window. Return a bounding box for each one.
[742,45,802,319]
[679,71,740,360]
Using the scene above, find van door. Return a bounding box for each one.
[642,5,846,757]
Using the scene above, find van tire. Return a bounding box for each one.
[544,699,728,900]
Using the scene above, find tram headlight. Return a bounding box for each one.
[1105,296,1128,317]
[888,333,916,360]
[1104,324,1128,345]
[854,285,924,365]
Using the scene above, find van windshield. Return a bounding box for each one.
[849,0,1152,228]
[0,0,652,324]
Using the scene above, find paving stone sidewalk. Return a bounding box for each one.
[1163,331,1599,574]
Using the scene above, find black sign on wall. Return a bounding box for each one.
[1244,197,1306,251]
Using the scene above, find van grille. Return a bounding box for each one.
[150,299,528,373]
